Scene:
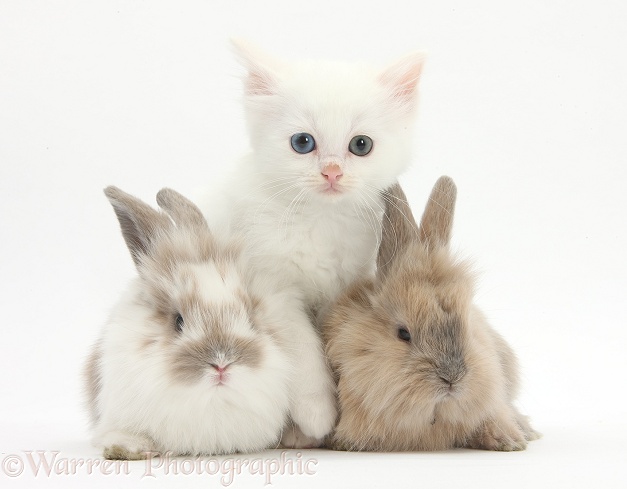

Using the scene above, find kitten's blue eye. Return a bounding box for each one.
[349,135,373,156]
[291,133,316,154]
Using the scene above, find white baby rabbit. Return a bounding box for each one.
[85,186,336,459]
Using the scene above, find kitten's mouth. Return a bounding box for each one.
[320,183,344,195]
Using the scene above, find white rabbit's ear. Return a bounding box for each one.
[156,188,208,232]
[104,186,172,268]
[377,182,420,279]
[417,176,457,249]
[231,38,283,96]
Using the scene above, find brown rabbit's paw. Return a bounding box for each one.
[466,419,528,452]
[521,427,542,442]
[327,437,354,452]
[515,413,542,441]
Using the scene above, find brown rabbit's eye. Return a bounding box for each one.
[175,314,184,332]
[397,326,411,343]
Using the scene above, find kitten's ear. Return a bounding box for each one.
[231,39,282,96]
[379,52,426,109]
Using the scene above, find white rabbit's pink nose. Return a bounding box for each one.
[210,363,230,384]
[321,164,343,184]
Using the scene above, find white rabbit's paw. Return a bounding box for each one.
[100,431,156,460]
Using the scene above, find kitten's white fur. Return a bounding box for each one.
[203,42,425,317]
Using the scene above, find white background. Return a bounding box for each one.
[1,1,626,487]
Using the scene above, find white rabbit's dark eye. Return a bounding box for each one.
[348,135,373,156]
[291,133,316,154]
[175,314,184,332]
[397,326,411,343]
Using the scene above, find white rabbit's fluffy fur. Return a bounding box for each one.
[85,187,336,459]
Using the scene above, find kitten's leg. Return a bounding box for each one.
[279,418,323,449]
[283,307,337,445]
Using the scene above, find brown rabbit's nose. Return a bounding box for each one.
[438,376,458,389]
[436,361,467,386]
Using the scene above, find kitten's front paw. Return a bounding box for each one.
[466,418,527,452]
[291,393,337,440]
[280,421,323,449]
[99,431,156,460]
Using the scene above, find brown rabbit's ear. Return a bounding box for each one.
[104,186,173,268]
[156,188,209,232]
[377,182,420,279]
[417,176,457,249]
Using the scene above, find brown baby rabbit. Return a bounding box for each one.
[323,176,539,451]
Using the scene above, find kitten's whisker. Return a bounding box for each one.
[278,188,307,240]
[356,193,386,267]
[365,191,404,270]
[364,183,419,230]
[380,193,420,239]
[254,178,299,192]
[353,201,375,238]
[251,184,300,224]
[364,182,421,241]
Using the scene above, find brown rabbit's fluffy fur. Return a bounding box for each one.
[323,177,538,451]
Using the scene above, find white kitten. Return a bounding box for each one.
[199,43,424,447]
[207,41,426,317]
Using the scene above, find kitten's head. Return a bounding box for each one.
[233,40,426,204]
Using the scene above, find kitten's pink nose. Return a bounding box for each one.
[321,164,343,183]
